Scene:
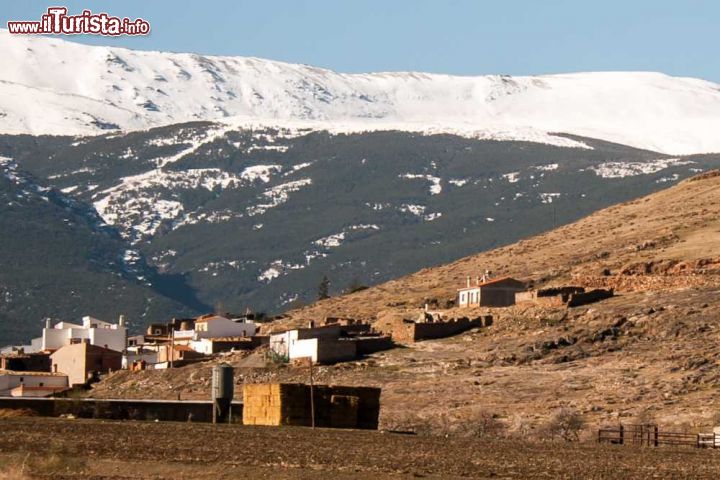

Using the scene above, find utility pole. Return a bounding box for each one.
[307,356,315,429]
[170,327,174,369]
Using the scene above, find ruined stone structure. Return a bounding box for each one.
[567,288,614,307]
[516,286,614,308]
[0,352,51,372]
[243,383,381,429]
[378,315,492,343]
[516,286,586,307]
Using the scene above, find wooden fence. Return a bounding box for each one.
[598,424,718,448]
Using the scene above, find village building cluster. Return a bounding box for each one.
[0,273,614,398]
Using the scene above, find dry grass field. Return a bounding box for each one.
[2,417,720,479]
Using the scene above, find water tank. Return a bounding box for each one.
[212,363,234,400]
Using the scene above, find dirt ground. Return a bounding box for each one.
[2,417,720,479]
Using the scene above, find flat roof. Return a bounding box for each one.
[0,369,67,377]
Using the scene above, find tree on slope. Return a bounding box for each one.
[318,275,330,300]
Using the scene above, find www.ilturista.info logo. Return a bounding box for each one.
[7,7,150,36]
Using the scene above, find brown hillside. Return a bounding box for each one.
[91,172,720,435]
[276,170,720,327]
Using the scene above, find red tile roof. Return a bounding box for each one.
[457,276,522,290]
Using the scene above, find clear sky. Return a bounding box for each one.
[2,0,718,81]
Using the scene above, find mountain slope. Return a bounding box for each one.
[3,125,719,335]
[2,29,720,154]
[0,157,206,345]
[279,169,720,326]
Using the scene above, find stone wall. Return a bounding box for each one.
[316,339,357,364]
[567,288,614,307]
[354,336,394,355]
[516,291,568,307]
[516,287,597,307]
[385,316,491,343]
[0,397,241,422]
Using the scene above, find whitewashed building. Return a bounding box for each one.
[8,316,128,354]
[458,276,525,308]
[269,325,356,364]
[178,314,256,341]
[0,370,69,397]
[122,345,159,369]
[40,316,127,352]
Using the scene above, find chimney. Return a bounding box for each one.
[476,276,480,286]
[45,318,52,329]
[118,315,126,327]
[308,320,315,329]
[466,276,470,288]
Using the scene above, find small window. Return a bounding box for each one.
[39,382,44,387]
[19,377,24,382]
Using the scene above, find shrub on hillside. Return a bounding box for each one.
[542,408,585,442]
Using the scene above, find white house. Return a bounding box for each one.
[36,316,127,352]
[181,314,256,340]
[0,370,69,397]
[269,325,355,364]
[457,276,525,308]
[122,345,159,369]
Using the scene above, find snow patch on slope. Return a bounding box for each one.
[588,158,693,178]
[246,178,313,216]
[400,173,442,195]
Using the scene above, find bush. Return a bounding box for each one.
[266,350,289,364]
[543,408,585,442]
[465,411,507,438]
[393,410,506,438]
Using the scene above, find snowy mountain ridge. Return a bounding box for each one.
[3,29,720,154]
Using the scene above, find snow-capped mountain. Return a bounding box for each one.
[4,29,720,344]
[2,29,720,155]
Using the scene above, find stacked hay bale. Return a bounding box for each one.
[243,383,381,429]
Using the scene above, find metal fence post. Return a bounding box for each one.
[654,426,659,447]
